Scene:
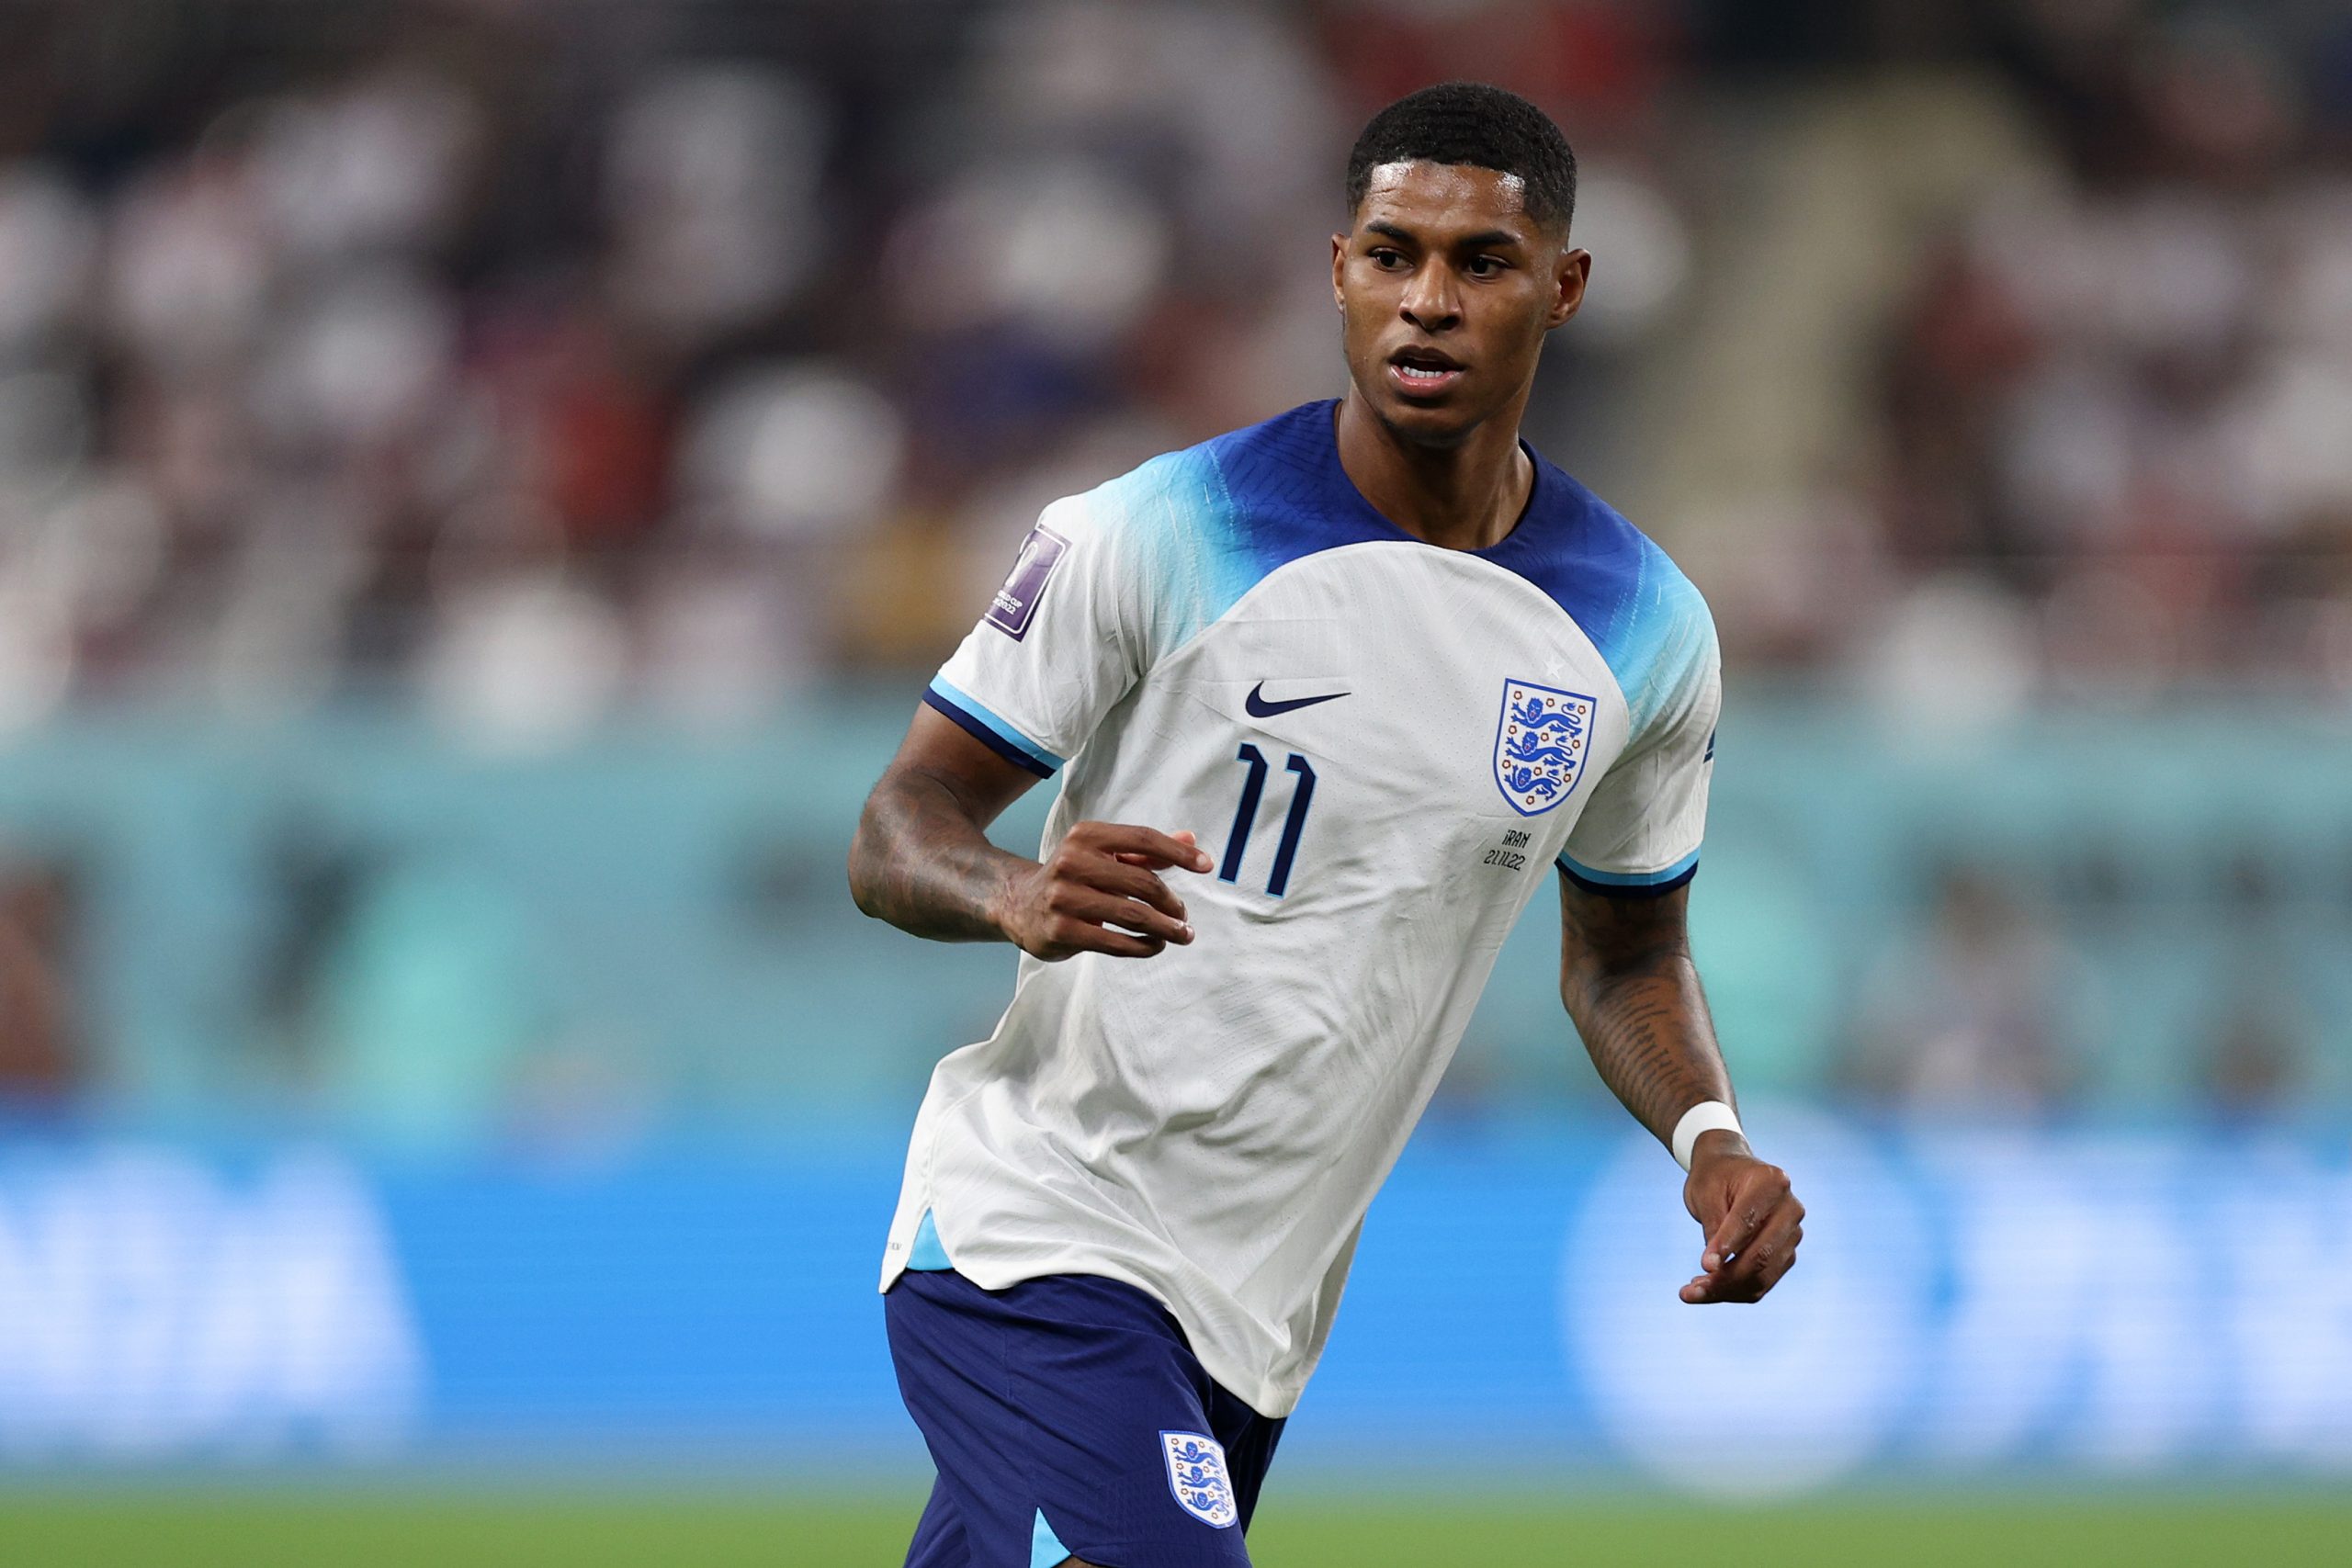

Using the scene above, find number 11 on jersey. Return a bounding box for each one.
[1218,743,1317,897]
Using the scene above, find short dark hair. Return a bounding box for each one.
[1344,82,1577,231]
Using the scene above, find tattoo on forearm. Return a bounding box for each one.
[848,763,1025,942]
[1557,883,1735,1146]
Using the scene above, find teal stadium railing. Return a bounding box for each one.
[0,692,2344,1132]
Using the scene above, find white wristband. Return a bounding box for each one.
[1670,1101,1742,1171]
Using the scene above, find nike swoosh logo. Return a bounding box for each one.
[1245,682,1351,718]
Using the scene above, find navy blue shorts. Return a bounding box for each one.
[885,1269,1286,1567]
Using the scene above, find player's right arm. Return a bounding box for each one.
[847,706,1212,961]
[855,483,1211,958]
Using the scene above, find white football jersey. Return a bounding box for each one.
[880,401,1718,1416]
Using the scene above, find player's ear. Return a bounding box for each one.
[1546,246,1591,331]
[1330,231,1349,310]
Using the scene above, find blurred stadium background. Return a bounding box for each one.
[2,0,2351,1562]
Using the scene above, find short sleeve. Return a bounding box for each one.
[924,495,1142,776]
[1558,601,1720,897]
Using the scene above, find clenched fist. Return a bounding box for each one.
[1679,1130,1804,1303]
[993,821,1214,962]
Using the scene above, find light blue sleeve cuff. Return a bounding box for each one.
[1557,847,1701,897]
[923,677,1065,778]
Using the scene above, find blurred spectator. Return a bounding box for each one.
[1843,863,2083,1115]
[2199,972,2311,1122]
[0,854,82,1100]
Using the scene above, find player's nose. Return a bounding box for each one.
[1398,269,1461,332]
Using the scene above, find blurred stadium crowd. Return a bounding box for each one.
[4,0,2352,1132]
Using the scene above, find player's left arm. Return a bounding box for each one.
[1558,878,1804,1303]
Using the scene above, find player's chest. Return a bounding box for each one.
[1144,549,1629,882]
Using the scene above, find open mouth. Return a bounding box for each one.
[1387,347,1465,397]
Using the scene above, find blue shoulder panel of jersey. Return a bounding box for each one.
[1193,399,1403,567]
[1089,401,1397,656]
[1094,400,1710,733]
[1480,456,1713,739]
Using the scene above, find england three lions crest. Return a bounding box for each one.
[1494,679,1596,816]
[1159,1430,1238,1529]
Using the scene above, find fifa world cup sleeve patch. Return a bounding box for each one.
[985,524,1072,640]
[1159,1430,1238,1529]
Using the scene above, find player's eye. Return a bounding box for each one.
[1369,248,1408,270]
[1466,254,1507,278]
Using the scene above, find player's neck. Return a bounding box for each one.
[1333,392,1534,552]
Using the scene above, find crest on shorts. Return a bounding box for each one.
[1493,678,1596,816]
[1159,1430,1238,1529]
[984,524,1070,641]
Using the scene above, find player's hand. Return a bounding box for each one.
[1679,1131,1803,1303]
[995,821,1213,961]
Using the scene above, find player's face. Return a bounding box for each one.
[1332,162,1589,447]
